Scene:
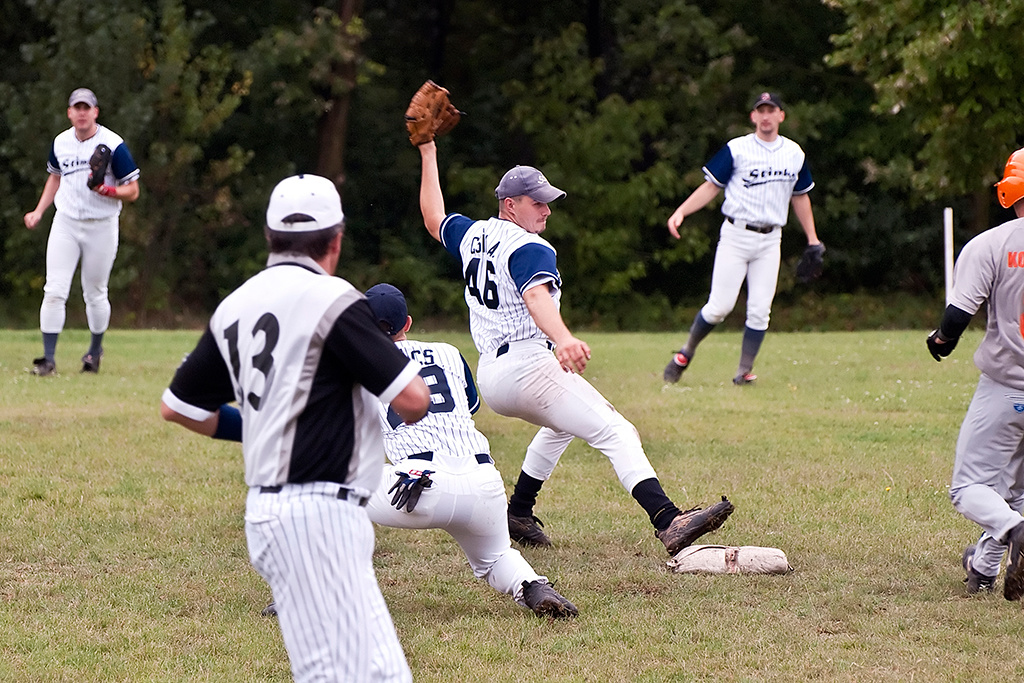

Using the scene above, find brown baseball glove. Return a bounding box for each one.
[404,80,462,146]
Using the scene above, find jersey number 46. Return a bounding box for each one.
[465,257,500,309]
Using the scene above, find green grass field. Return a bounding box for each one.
[2,327,1023,682]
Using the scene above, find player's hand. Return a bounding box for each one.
[555,336,591,374]
[667,209,684,239]
[24,210,42,230]
[93,185,118,197]
[926,329,958,362]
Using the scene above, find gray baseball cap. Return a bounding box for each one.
[69,88,98,107]
[494,166,566,203]
[365,283,408,337]
[266,174,345,232]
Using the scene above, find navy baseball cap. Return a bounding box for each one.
[266,174,345,232]
[365,283,408,337]
[494,166,566,202]
[69,88,97,107]
[751,92,784,110]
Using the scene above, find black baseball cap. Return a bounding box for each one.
[751,92,784,110]
[365,283,408,337]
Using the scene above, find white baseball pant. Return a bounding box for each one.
[700,220,782,330]
[950,373,1024,576]
[41,212,119,334]
[476,339,657,492]
[245,483,411,683]
[368,455,543,605]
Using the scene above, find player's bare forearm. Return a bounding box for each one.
[159,401,219,437]
[390,375,430,424]
[24,175,60,229]
[667,181,720,238]
[523,285,591,373]
[93,180,140,202]
[791,194,820,245]
[418,141,445,242]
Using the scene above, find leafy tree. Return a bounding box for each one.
[0,0,251,324]
[827,0,1024,233]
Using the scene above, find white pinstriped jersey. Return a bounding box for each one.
[47,125,140,221]
[440,214,561,354]
[377,339,489,462]
[948,216,1024,390]
[704,133,812,228]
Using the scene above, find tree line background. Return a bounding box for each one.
[1,0,1022,331]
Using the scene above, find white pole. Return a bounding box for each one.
[944,207,954,304]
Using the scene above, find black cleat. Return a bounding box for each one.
[508,512,552,547]
[663,351,690,383]
[31,357,56,377]
[521,580,577,619]
[656,496,735,555]
[961,544,996,595]
[1004,523,1024,601]
[81,351,102,373]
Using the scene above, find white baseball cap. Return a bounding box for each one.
[266,174,345,232]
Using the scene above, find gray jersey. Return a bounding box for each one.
[948,216,1024,390]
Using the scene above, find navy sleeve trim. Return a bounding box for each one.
[509,243,559,293]
[461,354,480,414]
[440,214,474,259]
[702,145,733,187]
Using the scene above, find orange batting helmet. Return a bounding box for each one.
[996,148,1024,209]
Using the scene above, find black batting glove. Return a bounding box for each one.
[926,329,958,362]
[388,470,434,512]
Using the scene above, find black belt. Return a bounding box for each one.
[258,485,369,506]
[725,215,778,234]
[496,340,554,357]
[408,451,494,465]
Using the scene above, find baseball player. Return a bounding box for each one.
[414,139,734,555]
[366,283,576,618]
[664,92,822,385]
[160,174,430,682]
[927,148,1024,600]
[24,87,141,376]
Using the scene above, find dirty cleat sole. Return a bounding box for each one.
[657,496,735,555]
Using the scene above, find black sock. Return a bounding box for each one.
[508,472,545,518]
[683,312,717,356]
[631,478,682,531]
[738,326,766,375]
[42,332,59,362]
[89,332,104,358]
